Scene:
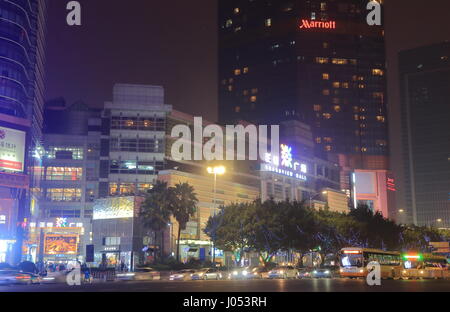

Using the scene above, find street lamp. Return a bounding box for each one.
[309,190,327,210]
[207,166,226,265]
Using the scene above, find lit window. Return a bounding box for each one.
[322,73,330,80]
[332,58,348,65]
[234,69,241,76]
[316,137,322,144]
[358,84,366,89]
[243,90,249,96]
[251,88,258,94]
[361,147,368,152]
[324,137,333,143]
[332,98,340,104]
[235,106,241,113]
[332,82,340,88]
[313,105,322,112]
[250,96,257,102]
[227,85,233,92]
[325,145,332,152]
[372,69,384,76]
[373,92,384,99]
[315,57,329,64]
[46,167,83,181]
[265,18,272,27]
[334,105,341,112]
[323,42,329,49]
[322,89,330,96]
[323,113,332,119]
[342,82,349,89]
[376,116,386,122]
[243,67,249,74]
[226,19,233,28]
[234,8,240,14]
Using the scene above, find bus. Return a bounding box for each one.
[339,248,402,279]
[401,253,449,279]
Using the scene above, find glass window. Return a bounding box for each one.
[46,189,82,202]
[46,167,83,181]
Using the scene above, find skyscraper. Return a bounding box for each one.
[218,0,387,159]
[0,0,47,263]
[397,42,450,228]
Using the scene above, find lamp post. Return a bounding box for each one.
[207,166,226,265]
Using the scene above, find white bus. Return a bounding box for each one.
[339,248,402,279]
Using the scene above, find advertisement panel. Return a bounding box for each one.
[93,196,135,220]
[0,126,26,172]
[44,234,78,255]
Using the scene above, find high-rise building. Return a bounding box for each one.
[218,0,387,159]
[0,0,47,263]
[98,84,172,198]
[397,42,450,228]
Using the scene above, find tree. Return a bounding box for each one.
[204,202,253,265]
[140,181,173,259]
[171,183,198,262]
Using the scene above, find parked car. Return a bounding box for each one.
[239,267,270,280]
[311,268,333,279]
[169,269,196,281]
[268,266,298,279]
[0,270,41,285]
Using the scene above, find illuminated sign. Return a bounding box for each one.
[93,197,135,220]
[387,178,396,192]
[44,234,78,255]
[263,144,307,181]
[300,19,336,30]
[0,126,26,172]
[56,218,68,228]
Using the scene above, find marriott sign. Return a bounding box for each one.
[299,19,336,30]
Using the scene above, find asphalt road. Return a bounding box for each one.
[1,278,449,292]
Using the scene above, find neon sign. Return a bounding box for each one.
[263,144,307,181]
[299,19,336,30]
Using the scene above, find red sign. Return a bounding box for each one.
[387,178,396,192]
[300,19,336,30]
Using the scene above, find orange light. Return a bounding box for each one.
[343,250,361,254]
[404,255,420,259]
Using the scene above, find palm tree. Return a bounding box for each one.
[140,181,173,260]
[171,183,198,262]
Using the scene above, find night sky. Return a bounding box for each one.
[45,0,450,124]
[45,0,218,121]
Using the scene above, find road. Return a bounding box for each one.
[1,278,449,292]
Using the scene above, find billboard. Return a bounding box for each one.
[0,126,26,172]
[93,196,135,220]
[44,234,78,255]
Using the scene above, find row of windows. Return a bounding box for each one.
[110,160,164,175]
[111,116,165,131]
[45,167,83,181]
[110,138,164,153]
[109,183,153,196]
[46,147,84,160]
[46,188,82,202]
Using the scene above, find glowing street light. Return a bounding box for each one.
[207,166,226,265]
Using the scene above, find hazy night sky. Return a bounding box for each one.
[44,0,449,125]
[45,0,218,121]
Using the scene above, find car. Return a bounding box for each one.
[0,270,41,285]
[190,268,210,280]
[247,267,270,279]
[169,269,196,281]
[297,268,312,279]
[268,266,298,279]
[117,267,160,281]
[191,268,223,280]
[311,268,333,279]
[227,267,250,280]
